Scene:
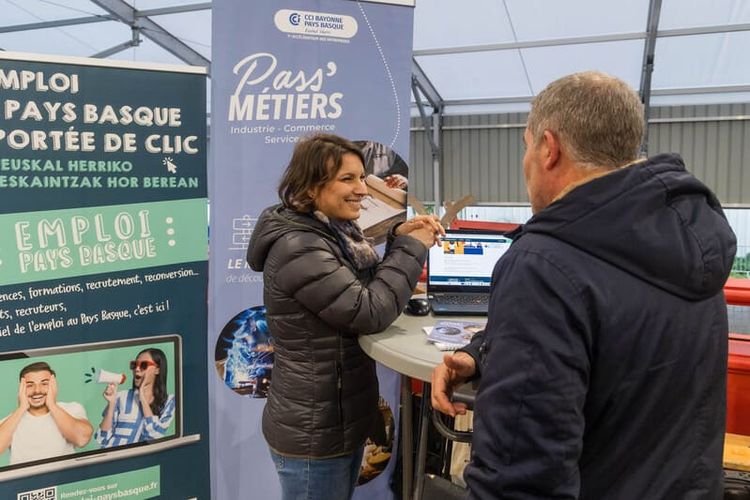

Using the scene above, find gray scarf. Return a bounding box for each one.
[313,211,380,271]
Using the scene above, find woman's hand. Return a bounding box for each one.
[396,215,445,248]
[103,383,117,404]
[138,367,157,406]
[395,214,443,237]
[384,174,408,189]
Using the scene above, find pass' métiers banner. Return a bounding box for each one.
[0,52,209,499]
[210,1,414,499]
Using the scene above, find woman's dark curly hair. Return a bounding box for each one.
[277,133,365,212]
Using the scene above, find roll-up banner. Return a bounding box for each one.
[210,1,415,498]
[0,52,210,499]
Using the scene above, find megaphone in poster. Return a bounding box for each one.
[96,368,126,384]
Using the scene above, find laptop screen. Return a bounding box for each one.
[428,230,513,293]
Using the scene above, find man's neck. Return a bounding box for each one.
[27,406,49,417]
[551,167,616,205]
[551,158,642,206]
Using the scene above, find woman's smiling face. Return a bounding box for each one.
[311,153,368,221]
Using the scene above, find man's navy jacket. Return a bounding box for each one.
[462,154,736,499]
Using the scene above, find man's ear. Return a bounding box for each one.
[541,130,561,171]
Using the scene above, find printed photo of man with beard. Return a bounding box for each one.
[0,362,93,464]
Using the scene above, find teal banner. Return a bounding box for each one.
[0,53,209,498]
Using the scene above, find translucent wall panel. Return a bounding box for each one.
[413,0,515,49]
[522,40,644,93]
[660,0,750,29]
[415,50,531,100]
[2,0,108,23]
[0,20,128,57]
[106,37,187,65]
[505,0,648,40]
[654,32,750,89]
[153,10,212,60]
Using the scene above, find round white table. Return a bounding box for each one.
[359,313,450,381]
[359,313,483,500]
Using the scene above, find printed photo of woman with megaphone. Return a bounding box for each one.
[94,347,175,448]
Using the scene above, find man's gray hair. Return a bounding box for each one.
[526,71,645,169]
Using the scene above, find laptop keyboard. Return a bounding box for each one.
[433,294,489,306]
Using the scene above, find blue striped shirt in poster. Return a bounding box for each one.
[95,389,175,447]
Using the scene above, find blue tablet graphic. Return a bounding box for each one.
[215,306,273,397]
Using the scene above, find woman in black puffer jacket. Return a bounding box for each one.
[247,133,442,500]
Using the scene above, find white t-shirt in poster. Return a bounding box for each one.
[7,402,88,464]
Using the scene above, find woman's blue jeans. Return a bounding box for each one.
[269,446,364,500]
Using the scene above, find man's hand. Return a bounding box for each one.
[17,378,29,412]
[431,352,476,417]
[46,374,59,410]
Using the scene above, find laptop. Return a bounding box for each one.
[427,229,513,315]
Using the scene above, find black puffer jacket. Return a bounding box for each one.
[247,205,427,458]
[462,154,736,499]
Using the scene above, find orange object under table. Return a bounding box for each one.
[728,333,750,435]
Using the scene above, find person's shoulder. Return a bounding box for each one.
[272,225,335,256]
[58,401,87,417]
[511,230,563,251]
[505,232,584,269]
[58,401,84,410]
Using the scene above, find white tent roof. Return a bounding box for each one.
[2,0,750,114]
[414,0,750,113]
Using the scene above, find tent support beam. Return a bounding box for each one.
[411,57,444,211]
[91,27,141,59]
[639,0,663,155]
[0,4,211,34]
[137,3,212,18]
[413,22,750,57]
[430,110,443,214]
[443,83,750,107]
[411,58,442,111]
[0,16,115,33]
[89,0,210,72]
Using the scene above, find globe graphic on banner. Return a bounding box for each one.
[215,306,273,397]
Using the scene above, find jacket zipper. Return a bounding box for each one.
[336,361,344,425]
[337,334,344,426]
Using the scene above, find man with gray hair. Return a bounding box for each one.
[431,71,735,498]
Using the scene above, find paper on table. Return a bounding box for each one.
[427,320,485,346]
[423,326,464,351]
